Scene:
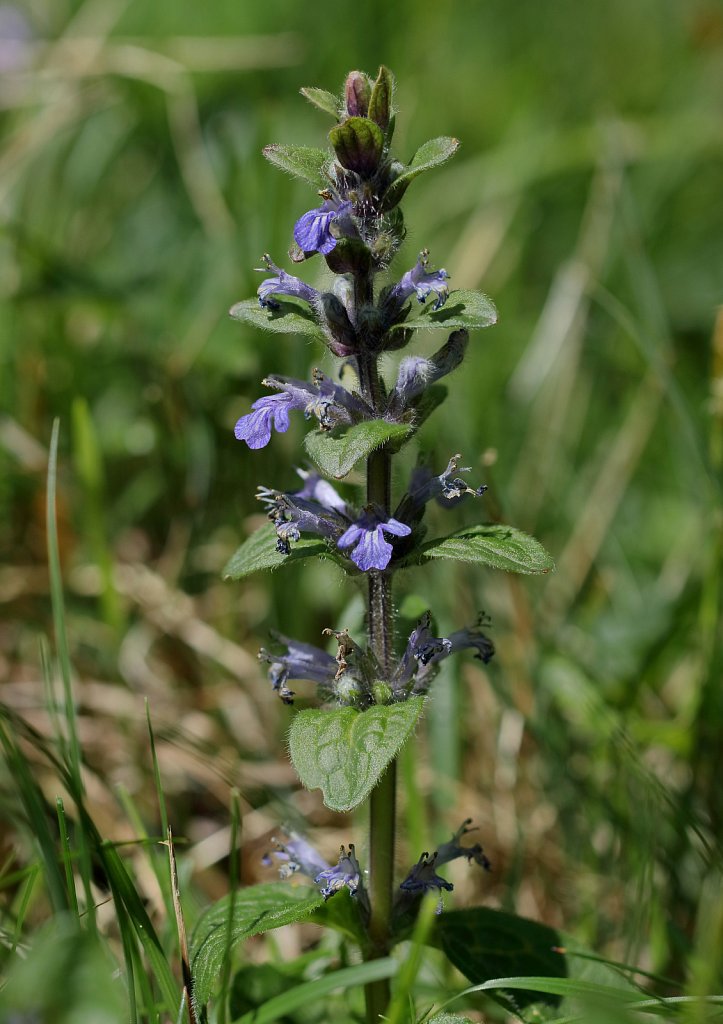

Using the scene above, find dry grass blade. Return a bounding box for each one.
[167,828,200,1024]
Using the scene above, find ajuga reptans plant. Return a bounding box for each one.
[218,67,556,1023]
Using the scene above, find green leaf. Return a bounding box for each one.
[389,290,498,336]
[262,144,332,187]
[299,86,340,118]
[289,698,425,812]
[223,524,330,580]
[329,116,384,175]
[309,888,368,944]
[368,65,393,130]
[415,524,554,575]
[428,1016,474,1024]
[190,884,325,1007]
[229,298,326,343]
[303,420,413,479]
[432,907,567,1009]
[382,136,460,207]
[233,959,398,1024]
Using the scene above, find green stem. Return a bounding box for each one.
[358,351,397,1023]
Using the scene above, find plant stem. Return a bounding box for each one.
[358,350,397,1022]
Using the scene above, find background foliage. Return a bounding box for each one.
[1,0,722,1020]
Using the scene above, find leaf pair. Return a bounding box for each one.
[261,134,461,211]
[190,887,567,1011]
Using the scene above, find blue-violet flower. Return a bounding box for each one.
[258,633,339,704]
[315,844,363,900]
[294,198,353,255]
[263,830,331,880]
[257,255,319,309]
[388,249,450,313]
[399,852,453,913]
[234,393,303,450]
[337,508,412,571]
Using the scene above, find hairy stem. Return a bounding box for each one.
[358,349,397,1022]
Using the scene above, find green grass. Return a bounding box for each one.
[1,0,723,1020]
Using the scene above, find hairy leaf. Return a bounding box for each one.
[389,290,498,337]
[190,884,324,1007]
[428,1016,474,1024]
[299,86,340,118]
[303,420,413,479]
[432,907,567,1009]
[262,144,332,187]
[368,65,393,130]
[229,298,326,342]
[415,524,554,575]
[223,524,330,580]
[382,136,460,207]
[289,698,425,811]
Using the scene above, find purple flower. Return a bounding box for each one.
[257,255,318,309]
[263,830,332,880]
[315,844,364,901]
[435,819,492,872]
[234,393,301,450]
[405,453,487,509]
[337,509,411,571]
[257,486,345,555]
[393,611,452,690]
[392,611,494,695]
[445,616,495,666]
[294,198,353,255]
[388,250,450,313]
[259,633,339,703]
[264,835,368,913]
[293,468,349,514]
[397,821,491,915]
[398,852,454,914]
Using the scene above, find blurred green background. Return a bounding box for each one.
[1,0,722,1012]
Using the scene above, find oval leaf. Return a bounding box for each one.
[389,290,498,337]
[432,907,567,1010]
[190,884,324,1007]
[223,524,330,580]
[382,136,460,207]
[289,698,425,811]
[262,144,332,188]
[303,420,413,479]
[229,298,326,342]
[299,86,340,118]
[417,524,554,575]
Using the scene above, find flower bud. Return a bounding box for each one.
[321,293,358,355]
[329,117,384,176]
[372,681,393,705]
[336,676,363,705]
[344,71,371,117]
